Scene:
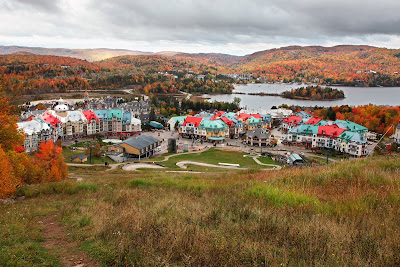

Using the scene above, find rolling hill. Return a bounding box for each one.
[0,45,152,61]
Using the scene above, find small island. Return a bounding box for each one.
[281,85,345,100]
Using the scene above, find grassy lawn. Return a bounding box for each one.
[62,148,114,164]
[157,148,264,169]
[257,156,281,165]
[2,156,400,265]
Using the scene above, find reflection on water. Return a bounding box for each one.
[203,83,400,109]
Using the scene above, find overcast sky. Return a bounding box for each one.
[1,0,400,55]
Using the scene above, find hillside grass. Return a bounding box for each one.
[1,155,400,266]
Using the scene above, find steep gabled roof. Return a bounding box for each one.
[318,125,346,138]
[82,110,99,123]
[108,109,122,120]
[94,109,108,119]
[237,113,252,121]
[41,112,61,127]
[220,116,233,127]
[283,115,303,125]
[183,116,203,127]
[334,120,367,132]
[305,117,322,125]
[295,111,312,118]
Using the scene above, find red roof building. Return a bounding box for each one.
[82,110,99,123]
[182,116,203,127]
[220,117,233,127]
[237,113,252,121]
[250,114,262,119]
[214,111,225,117]
[283,115,303,125]
[305,117,322,125]
[318,125,346,138]
[41,113,61,127]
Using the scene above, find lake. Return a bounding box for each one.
[202,83,400,109]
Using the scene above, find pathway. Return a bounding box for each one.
[40,214,99,267]
[123,163,164,171]
[176,161,248,170]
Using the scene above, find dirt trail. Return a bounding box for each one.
[40,214,99,267]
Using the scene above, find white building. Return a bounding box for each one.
[390,122,400,144]
[17,118,53,152]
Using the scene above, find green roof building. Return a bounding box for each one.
[199,119,229,141]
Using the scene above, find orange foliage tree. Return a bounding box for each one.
[34,140,68,183]
[0,95,23,151]
[0,145,21,198]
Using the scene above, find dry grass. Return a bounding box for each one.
[1,155,400,266]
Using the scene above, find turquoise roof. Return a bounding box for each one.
[199,119,227,130]
[300,124,319,135]
[338,131,367,144]
[94,110,108,119]
[338,131,355,141]
[315,120,327,126]
[108,109,122,120]
[150,121,164,129]
[223,112,237,119]
[260,114,272,122]
[171,116,187,123]
[247,116,262,124]
[335,120,367,132]
[207,136,225,141]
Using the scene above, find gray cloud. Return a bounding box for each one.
[0,0,399,55]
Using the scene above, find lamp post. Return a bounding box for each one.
[87,143,94,164]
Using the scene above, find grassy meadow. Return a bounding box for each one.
[1,156,400,266]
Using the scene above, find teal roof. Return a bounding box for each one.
[300,124,319,135]
[335,120,367,132]
[207,136,225,140]
[108,109,122,120]
[94,110,108,119]
[199,119,227,130]
[223,112,236,119]
[338,131,355,141]
[247,116,262,124]
[150,121,164,129]
[338,131,367,144]
[315,120,327,126]
[171,116,187,123]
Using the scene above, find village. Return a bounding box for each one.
[16,90,400,170]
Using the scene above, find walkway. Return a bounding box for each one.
[123,163,164,171]
[176,161,248,170]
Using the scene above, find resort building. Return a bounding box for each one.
[17,118,53,152]
[390,122,400,144]
[107,135,161,160]
[198,119,229,142]
[246,128,271,147]
[336,131,368,157]
[283,113,369,156]
[179,116,203,138]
